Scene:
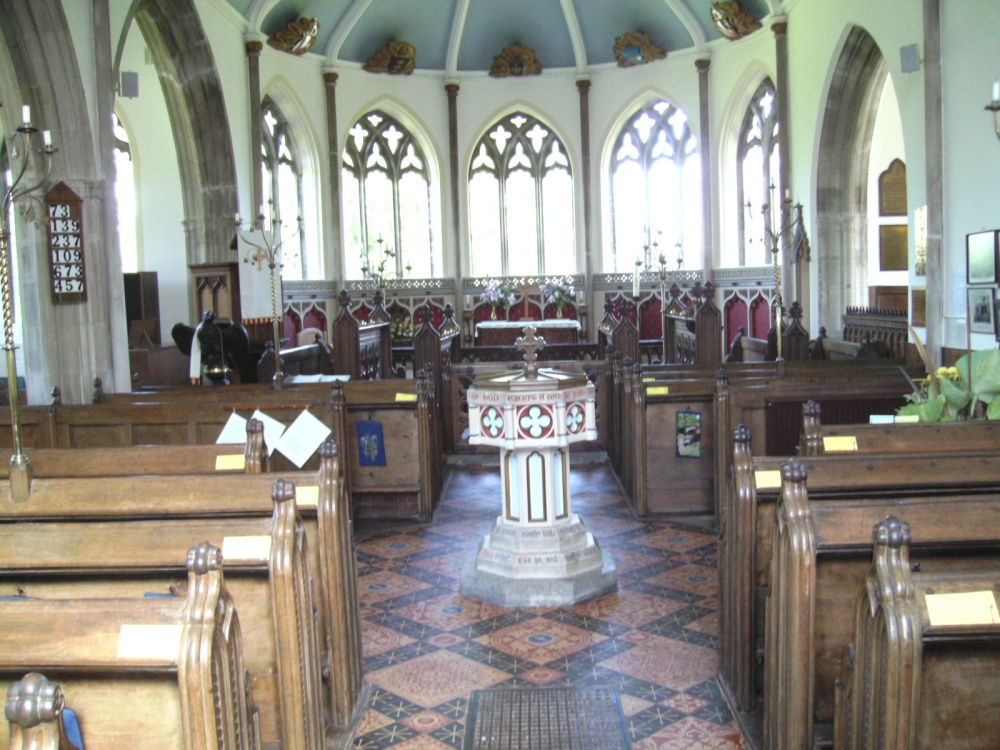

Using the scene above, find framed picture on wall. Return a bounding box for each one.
[966,230,999,285]
[968,287,996,334]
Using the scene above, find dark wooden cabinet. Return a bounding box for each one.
[123,271,160,346]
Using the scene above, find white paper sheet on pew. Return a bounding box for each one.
[869,414,894,424]
[251,409,287,457]
[216,412,248,444]
[284,374,351,384]
[274,409,332,468]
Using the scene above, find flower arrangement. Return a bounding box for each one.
[540,276,576,316]
[897,328,1000,421]
[482,278,517,317]
[391,318,415,342]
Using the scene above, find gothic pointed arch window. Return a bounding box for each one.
[609,100,700,271]
[342,110,436,280]
[737,80,781,267]
[468,112,575,277]
[261,98,308,279]
[113,113,138,273]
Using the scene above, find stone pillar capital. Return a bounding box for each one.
[771,17,788,36]
[323,70,339,85]
[245,40,264,56]
[695,57,711,73]
[445,82,460,97]
[576,77,592,94]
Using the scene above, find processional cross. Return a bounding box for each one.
[515,325,547,378]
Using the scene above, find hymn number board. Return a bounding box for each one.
[46,182,87,303]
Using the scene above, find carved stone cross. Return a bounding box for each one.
[515,325,546,378]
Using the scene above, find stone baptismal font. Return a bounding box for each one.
[460,326,618,607]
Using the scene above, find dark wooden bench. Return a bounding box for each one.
[0,479,323,749]
[834,516,1000,750]
[800,401,1000,456]
[0,542,260,750]
[719,424,1000,715]
[763,460,1000,749]
[0,442,363,732]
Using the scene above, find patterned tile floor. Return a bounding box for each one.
[350,464,748,750]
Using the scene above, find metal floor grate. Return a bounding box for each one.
[463,686,631,750]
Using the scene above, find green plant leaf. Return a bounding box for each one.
[939,374,972,413]
[908,326,938,397]
[897,393,945,422]
[955,349,1000,405]
[987,397,1000,420]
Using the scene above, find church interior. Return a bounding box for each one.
[0,1,998,748]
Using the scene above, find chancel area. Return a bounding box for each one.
[0,0,998,748]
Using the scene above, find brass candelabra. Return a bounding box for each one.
[234,200,296,388]
[1,104,55,501]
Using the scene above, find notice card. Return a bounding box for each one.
[754,470,782,489]
[215,412,248,445]
[894,414,920,424]
[295,485,320,507]
[647,386,669,396]
[215,454,246,471]
[823,435,858,452]
[925,590,999,627]
[117,624,183,661]
[868,414,894,425]
[251,409,287,457]
[274,409,332,468]
[222,535,272,562]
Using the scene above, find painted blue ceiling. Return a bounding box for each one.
[246,0,774,72]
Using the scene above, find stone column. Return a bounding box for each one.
[696,57,713,281]
[446,82,463,323]
[772,18,795,305]
[324,69,342,282]
[923,0,943,365]
[577,77,593,337]
[93,0,130,392]
[245,37,264,218]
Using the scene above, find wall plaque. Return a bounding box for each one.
[45,182,87,303]
[878,158,907,216]
[879,224,908,271]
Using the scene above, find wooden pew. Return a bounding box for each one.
[0,542,260,750]
[330,376,439,520]
[800,401,1000,456]
[5,673,84,750]
[0,419,268,480]
[834,516,1000,750]
[719,424,1000,715]
[256,339,336,383]
[331,291,392,380]
[763,460,1000,750]
[662,281,722,365]
[618,360,914,518]
[0,479,323,750]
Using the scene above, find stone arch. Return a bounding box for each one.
[815,25,888,330]
[132,0,238,267]
[0,0,129,402]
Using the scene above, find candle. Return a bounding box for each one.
[632,259,640,297]
[993,80,1000,103]
[21,105,29,125]
[234,212,241,224]
[42,130,51,147]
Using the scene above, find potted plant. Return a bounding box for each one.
[481,278,516,319]
[540,276,575,318]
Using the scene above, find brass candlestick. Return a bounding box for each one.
[0,104,56,501]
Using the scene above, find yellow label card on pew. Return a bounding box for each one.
[215,454,246,471]
[894,414,920,424]
[754,470,782,489]
[647,386,669,396]
[395,393,418,402]
[117,624,183,661]
[222,535,272,562]
[823,435,858,452]
[925,590,1000,626]
[295,485,319,507]
[642,377,655,382]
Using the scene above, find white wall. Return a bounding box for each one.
[941,0,1000,349]
[866,78,907,290]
